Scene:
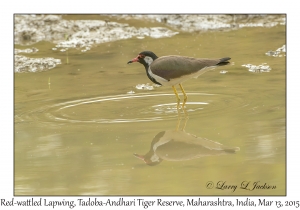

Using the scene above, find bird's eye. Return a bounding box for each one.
[139,55,145,59]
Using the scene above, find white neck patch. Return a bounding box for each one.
[143,56,154,66]
[150,153,160,162]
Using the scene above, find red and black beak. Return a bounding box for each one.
[127,56,140,64]
[133,153,145,161]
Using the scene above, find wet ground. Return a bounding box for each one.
[14,14,286,195]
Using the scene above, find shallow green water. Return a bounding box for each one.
[14,15,285,195]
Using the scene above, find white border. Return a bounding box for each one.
[3,1,298,209]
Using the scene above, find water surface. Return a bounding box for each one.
[14,15,286,195]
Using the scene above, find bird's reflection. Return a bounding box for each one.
[134,114,240,166]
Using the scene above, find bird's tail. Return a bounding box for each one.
[217,57,231,66]
[223,146,240,153]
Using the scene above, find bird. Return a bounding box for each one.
[134,129,240,166]
[127,51,231,109]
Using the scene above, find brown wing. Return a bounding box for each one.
[150,55,228,80]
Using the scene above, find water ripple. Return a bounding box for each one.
[15,92,244,125]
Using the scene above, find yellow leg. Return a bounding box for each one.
[172,85,181,111]
[172,85,182,130]
[179,83,188,109]
[182,111,189,130]
[175,114,181,131]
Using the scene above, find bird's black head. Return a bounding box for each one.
[138,51,158,60]
[127,51,158,66]
[133,131,165,166]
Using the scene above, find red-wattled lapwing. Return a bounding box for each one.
[127,51,231,109]
[134,130,240,166]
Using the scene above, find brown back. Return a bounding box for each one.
[150,55,224,80]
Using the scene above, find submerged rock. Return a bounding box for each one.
[135,83,160,90]
[220,70,228,74]
[15,47,39,54]
[15,55,61,73]
[14,14,285,73]
[242,63,271,73]
[265,45,286,57]
[14,15,179,73]
[14,15,178,50]
[111,14,286,32]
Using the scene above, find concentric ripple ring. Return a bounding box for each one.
[16,92,244,124]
